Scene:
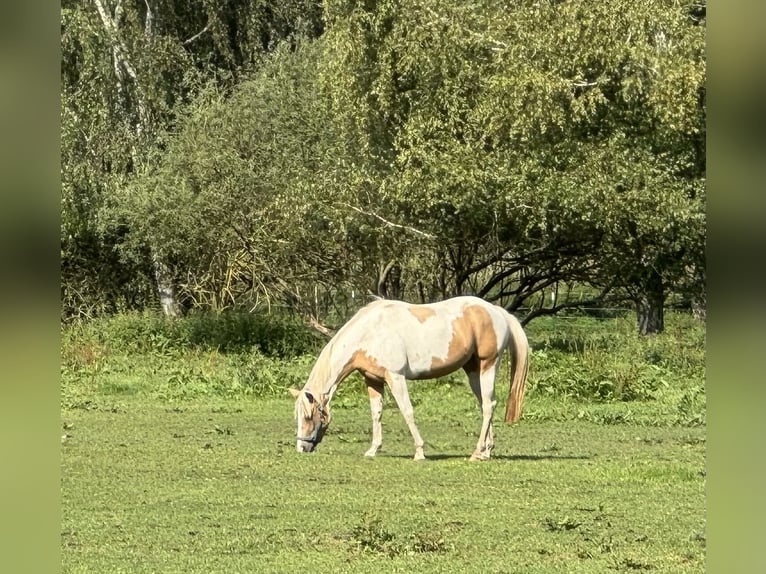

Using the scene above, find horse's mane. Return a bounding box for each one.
[306,330,338,392]
[306,299,387,392]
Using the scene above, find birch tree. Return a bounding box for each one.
[61,0,325,319]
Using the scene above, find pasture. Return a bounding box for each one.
[61,311,706,573]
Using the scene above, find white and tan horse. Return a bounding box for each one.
[289,295,529,461]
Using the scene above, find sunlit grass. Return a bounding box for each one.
[61,311,705,573]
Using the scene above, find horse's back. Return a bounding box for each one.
[345,296,510,378]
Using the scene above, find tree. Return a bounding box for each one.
[61,0,325,319]
[117,41,357,315]
[319,0,706,332]
[62,0,705,335]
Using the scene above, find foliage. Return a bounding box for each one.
[527,313,704,404]
[61,0,325,319]
[61,310,705,428]
[317,0,705,325]
[62,308,321,356]
[61,1,706,335]
[61,309,322,409]
[110,39,362,313]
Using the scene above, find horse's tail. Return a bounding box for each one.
[503,310,530,423]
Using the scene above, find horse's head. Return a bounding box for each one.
[289,388,332,452]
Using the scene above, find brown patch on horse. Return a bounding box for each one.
[342,350,387,383]
[408,306,436,323]
[430,304,499,375]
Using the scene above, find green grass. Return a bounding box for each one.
[61,397,705,573]
[61,310,706,573]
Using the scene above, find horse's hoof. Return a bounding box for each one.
[469,452,489,461]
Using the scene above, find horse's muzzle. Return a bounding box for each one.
[296,440,316,453]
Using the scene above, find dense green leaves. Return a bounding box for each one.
[61,0,706,332]
[61,1,325,317]
[317,0,705,326]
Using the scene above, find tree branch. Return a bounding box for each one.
[93,0,139,84]
[477,264,527,299]
[307,315,336,338]
[342,203,436,239]
[377,260,397,297]
[519,286,616,325]
[423,5,509,50]
[93,0,149,140]
[184,24,210,46]
[144,0,153,39]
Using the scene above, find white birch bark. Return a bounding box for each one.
[93,0,180,317]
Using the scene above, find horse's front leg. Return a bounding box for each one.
[364,378,385,457]
[385,371,426,461]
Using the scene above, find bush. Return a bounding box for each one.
[61,309,705,427]
[61,310,323,403]
[62,309,322,357]
[526,312,705,403]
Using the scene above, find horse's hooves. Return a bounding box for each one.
[469,453,489,462]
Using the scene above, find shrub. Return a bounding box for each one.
[62,309,322,357]
[526,312,704,404]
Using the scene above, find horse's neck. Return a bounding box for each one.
[306,342,344,399]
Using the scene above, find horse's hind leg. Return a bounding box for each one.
[385,371,425,461]
[364,378,385,457]
[466,361,498,461]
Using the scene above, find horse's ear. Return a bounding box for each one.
[304,391,315,404]
[288,388,301,398]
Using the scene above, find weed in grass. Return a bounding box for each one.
[543,516,582,532]
[233,351,315,397]
[611,556,654,571]
[348,517,397,555]
[676,386,706,427]
[526,313,704,407]
[156,365,214,400]
[689,531,706,547]
[348,516,453,557]
[407,529,451,554]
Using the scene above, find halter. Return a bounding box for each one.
[297,401,329,444]
[297,427,322,444]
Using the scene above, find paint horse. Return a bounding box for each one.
[289,295,529,461]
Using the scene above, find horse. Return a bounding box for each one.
[289,295,529,461]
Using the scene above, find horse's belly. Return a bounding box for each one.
[404,348,472,380]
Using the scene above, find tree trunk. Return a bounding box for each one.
[153,255,180,318]
[95,0,180,317]
[377,260,403,300]
[689,266,706,321]
[635,268,664,335]
[691,296,706,321]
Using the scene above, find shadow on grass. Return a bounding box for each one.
[377,453,592,461]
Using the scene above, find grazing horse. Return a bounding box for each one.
[289,295,529,461]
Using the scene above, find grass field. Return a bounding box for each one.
[61,312,706,573]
